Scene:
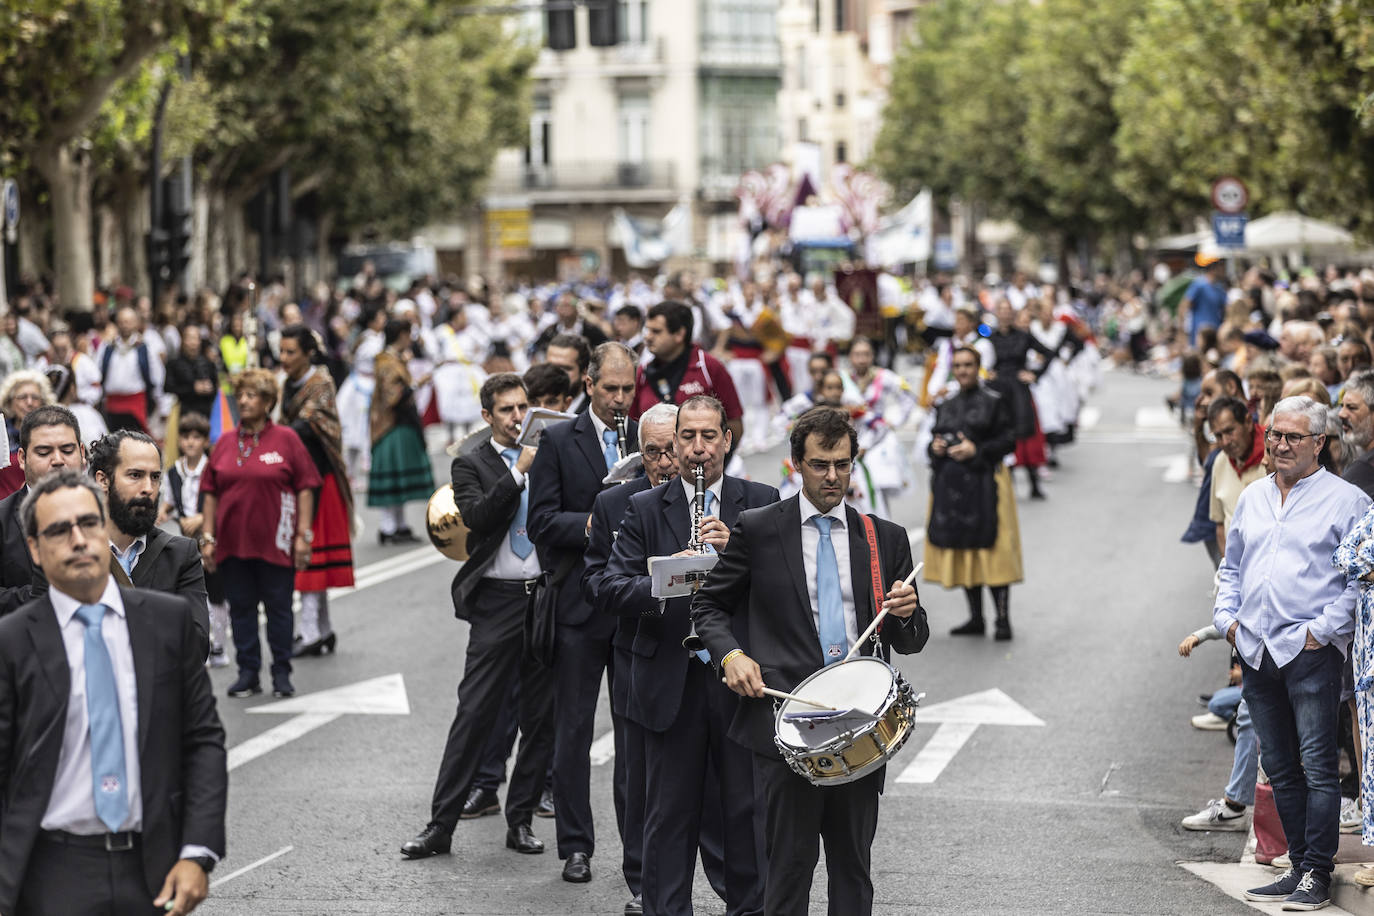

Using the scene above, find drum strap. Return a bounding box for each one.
[859,513,885,648]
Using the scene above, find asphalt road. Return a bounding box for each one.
[206,366,1260,915]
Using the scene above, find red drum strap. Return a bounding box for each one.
[859,513,885,638]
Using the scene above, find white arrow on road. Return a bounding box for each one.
[896,688,1044,784]
[228,673,410,771]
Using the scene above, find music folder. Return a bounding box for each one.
[649,554,719,598]
[516,407,576,447]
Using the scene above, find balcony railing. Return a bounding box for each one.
[489,160,677,194]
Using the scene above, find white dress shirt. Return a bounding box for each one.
[42,577,142,834]
[680,475,724,523]
[481,439,542,581]
[161,453,208,518]
[798,493,858,650]
[97,334,166,396]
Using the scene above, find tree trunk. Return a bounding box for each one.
[114,171,147,293]
[16,194,49,282]
[206,186,228,293]
[190,181,210,292]
[34,143,96,312]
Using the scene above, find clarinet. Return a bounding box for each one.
[614,410,629,461]
[682,463,709,654]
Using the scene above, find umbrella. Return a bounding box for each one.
[1243,211,1355,252]
[1157,272,1196,315]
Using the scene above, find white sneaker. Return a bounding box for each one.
[1273,854,1292,868]
[1182,798,1249,831]
[206,646,230,669]
[1191,712,1229,731]
[1341,797,1362,833]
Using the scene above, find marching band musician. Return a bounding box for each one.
[581,402,680,916]
[600,395,778,916]
[401,373,555,861]
[690,406,929,916]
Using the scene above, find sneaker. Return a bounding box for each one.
[1341,796,1362,833]
[227,672,262,698]
[272,673,296,699]
[1282,869,1331,911]
[1273,854,1292,868]
[1244,868,1302,902]
[206,646,230,669]
[1181,798,1248,832]
[1191,712,1229,731]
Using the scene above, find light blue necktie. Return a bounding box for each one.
[812,516,847,665]
[75,603,129,833]
[602,428,620,470]
[500,448,534,559]
[113,540,141,577]
[694,491,717,664]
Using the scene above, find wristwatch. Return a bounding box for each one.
[185,854,216,875]
[296,530,314,544]
[198,534,216,547]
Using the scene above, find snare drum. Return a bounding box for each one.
[773,657,919,786]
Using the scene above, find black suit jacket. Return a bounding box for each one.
[690,496,930,756]
[449,439,527,617]
[113,528,210,651]
[527,410,637,627]
[600,476,779,732]
[581,476,653,721]
[0,488,46,617]
[0,586,227,912]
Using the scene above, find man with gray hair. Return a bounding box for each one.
[1215,395,1371,909]
[1340,369,1374,496]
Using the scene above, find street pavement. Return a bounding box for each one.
[205,366,1289,915]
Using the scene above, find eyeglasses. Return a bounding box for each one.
[642,446,677,462]
[804,459,854,475]
[1264,428,1323,448]
[37,514,104,541]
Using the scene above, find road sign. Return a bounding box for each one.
[1210,176,1248,214]
[2,180,17,244]
[228,673,410,771]
[895,688,1045,784]
[934,235,957,270]
[1213,212,1248,250]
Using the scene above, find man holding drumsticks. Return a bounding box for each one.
[691,406,928,916]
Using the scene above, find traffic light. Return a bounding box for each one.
[546,0,574,50]
[172,213,193,279]
[147,227,171,281]
[587,0,618,46]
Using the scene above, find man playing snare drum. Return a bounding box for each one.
[691,406,928,916]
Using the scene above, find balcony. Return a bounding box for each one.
[487,159,680,204]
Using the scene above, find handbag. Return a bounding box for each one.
[524,554,577,667]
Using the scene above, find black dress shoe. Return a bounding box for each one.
[293,632,337,658]
[506,823,544,854]
[271,673,296,698]
[536,788,555,818]
[949,619,985,636]
[461,787,501,819]
[392,528,421,544]
[227,672,262,698]
[401,823,452,859]
[624,895,643,915]
[562,851,591,883]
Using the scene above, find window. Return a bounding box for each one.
[813,0,821,32]
[525,96,552,169]
[836,141,847,164]
[798,117,809,142]
[618,94,650,165]
[834,0,847,32]
[617,0,648,44]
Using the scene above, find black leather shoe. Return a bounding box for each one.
[401,823,452,859]
[624,895,643,915]
[535,788,555,818]
[949,619,985,636]
[562,851,591,883]
[227,672,262,698]
[994,621,1013,641]
[461,787,500,820]
[392,528,422,544]
[505,823,544,854]
[293,632,337,658]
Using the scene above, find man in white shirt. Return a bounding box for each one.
[97,307,165,433]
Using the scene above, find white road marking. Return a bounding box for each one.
[589,729,617,766]
[210,845,295,889]
[1078,405,1101,429]
[896,688,1045,784]
[1135,405,1180,429]
[228,713,340,772]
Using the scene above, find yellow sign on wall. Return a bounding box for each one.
[486,207,531,251]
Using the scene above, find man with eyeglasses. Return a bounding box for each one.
[1216,395,1371,910]
[582,401,679,916]
[600,395,778,916]
[690,405,926,916]
[0,406,86,616]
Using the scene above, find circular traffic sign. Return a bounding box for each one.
[1211,176,1248,214]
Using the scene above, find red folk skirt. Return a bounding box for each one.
[295,474,356,591]
[1013,409,1049,469]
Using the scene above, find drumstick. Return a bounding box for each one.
[719,677,840,711]
[843,561,923,663]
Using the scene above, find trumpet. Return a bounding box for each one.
[614,410,629,462]
[682,463,709,655]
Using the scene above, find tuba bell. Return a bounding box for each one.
[426,483,470,561]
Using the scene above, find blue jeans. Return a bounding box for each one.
[1226,699,1259,806]
[1241,645,1344,876]
[1210,684,1243,720]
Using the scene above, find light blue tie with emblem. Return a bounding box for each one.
[694,491,717,664]
[500,448,534,559]
[811,516,847,665]
[602,428,620,470]
[75,603,129,833]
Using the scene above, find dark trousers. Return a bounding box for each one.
[473,677,521,793]
[615,698,646,897]
[552,615,617,859]
[221,557,295,679]
[753,754,882,916]
[17,833,158,915]
[430,580,556,831]
[1241,644,1344,877]
[643,660,763,916]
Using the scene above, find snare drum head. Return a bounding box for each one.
[776,657,896,750]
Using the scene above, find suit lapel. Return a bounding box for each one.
[846,505,876,650]
[720,475,746,528]
[662,480,691,548]
[475,440,510,484]
[131,530,167,587]
[28,600,71,707]
[110,556,134,588]
[122,589,156,756]
[777,497,814,624]
[572,411,607,479]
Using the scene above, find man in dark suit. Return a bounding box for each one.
[89,430,210,651]
[600,395,779,916]
[528,341,638,884]
[402,373,555,860]
[0,469,226,915]
[582,401,678,916]
[0,406,87,616]
[691,406,929,916]
[544,333,593,415]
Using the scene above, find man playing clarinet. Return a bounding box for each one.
[690,405,929,916]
